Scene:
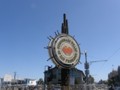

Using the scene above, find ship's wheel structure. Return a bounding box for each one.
[47,14,81,69]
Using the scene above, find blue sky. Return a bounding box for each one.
[0,0,120,81]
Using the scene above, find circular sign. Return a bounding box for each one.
[48,34,80,68]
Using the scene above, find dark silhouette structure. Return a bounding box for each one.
[61,14,69,34]
[45,14,84,90]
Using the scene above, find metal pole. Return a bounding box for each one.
[84,51,89,84]
[44,72,45,90]
[44,65,47,90]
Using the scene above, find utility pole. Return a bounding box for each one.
[14,72,16,80]
[84,51,107,84]
[84,51,89,84]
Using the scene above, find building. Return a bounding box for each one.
[0,74,37,87]
[3,74,13,82]
[44,66,85,86]
[25,78,37,86]
[118,66,120,86]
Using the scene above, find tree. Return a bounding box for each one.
[37,78,44,85]
[108,75,119,86]
[88,75,94,84]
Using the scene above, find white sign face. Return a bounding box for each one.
[54,35,80,65]
[48,34,80,68]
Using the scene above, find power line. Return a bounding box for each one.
[107,48,120,60]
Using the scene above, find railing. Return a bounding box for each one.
[47,84,96,90]
[0,84,109,90]
[0,85,43,90]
